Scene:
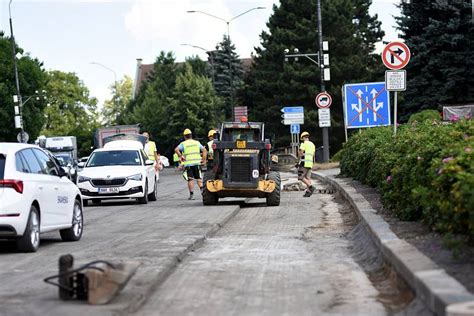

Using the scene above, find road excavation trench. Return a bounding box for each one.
[137,177,427,315]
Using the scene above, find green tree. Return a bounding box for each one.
[0,32,47,142]
[244,0,384,151]
[396,0,474,121]
[213,35,244,119]
[184,55,210,78]
[41,70,99,156]
[166,64,223,148]
[102,75,133,125]
[124,52,179,147]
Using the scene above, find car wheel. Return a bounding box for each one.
[60,199,83,242]
[148,177,158,201]
[16,205,40,252]
[137,180,148,204]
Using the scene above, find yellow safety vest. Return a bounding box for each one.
[182,139,202,166]
[300,140,315,168]
[207,140,214,160]
[146,141,157,161]
[173,153,179,162]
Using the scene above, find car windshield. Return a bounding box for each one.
[86,150,141,167]
[54,154,72,166]
[0,154,5,180]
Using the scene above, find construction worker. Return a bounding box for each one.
[173,152,180,169]
[298,131,316,197]
[205,129,216,170]
[175,129,208,200]
[142,132,162,171]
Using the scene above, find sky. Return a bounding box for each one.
[0,0,402,107]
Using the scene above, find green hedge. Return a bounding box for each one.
[339,119,473,238]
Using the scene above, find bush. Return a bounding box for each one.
[339,119,473,238]
[408,109,441,124]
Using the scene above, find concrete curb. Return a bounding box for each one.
[313,171,474,316]
[118,205,242,315]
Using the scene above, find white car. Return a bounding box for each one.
[0,143,84,252]
[77,140,158,205]
[160,156,170,168]
[77,156,89,170]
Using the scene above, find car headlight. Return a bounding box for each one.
[127,174,142,181]
[78,175,91,183]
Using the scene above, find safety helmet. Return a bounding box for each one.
[300,131,310,139]
[208,130,216,137]
[183,128,192,136]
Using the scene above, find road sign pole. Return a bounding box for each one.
[342,86,348,142]
[394,91,398,135]
[317,0,329,163]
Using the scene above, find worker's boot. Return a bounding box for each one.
[188,192,195,200]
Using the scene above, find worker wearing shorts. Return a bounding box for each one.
[175,129,207,200]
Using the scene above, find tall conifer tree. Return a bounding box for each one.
[396,0,474,120]
[213,35,244,120]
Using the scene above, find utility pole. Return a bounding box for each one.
[317,0,330,162]
[9,0,25,143]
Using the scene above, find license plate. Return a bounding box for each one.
[236,140,246,149]
[98,187,120,194]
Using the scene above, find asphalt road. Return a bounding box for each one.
[0,170,413,315]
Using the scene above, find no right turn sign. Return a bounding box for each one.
[382,42,410,70]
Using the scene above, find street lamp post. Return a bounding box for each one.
[316,0,330,163]
[9,0,26,142]
[186,7,265,39]
[180,43,216,86]
[282,0,330,163]
[187,7,265,121]
[90,62,118,120]
[22,91,48,106]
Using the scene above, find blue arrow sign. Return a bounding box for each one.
[343,82,391,129]
[281,106,304,113]
[290,124,300,134]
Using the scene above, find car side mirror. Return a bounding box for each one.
[78,162,85,168]
[58,167,68,178]
[145,160,154,166]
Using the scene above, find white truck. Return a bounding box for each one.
[40,136,78,182]
[94,124,141,149]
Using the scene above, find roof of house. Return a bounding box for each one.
[133,57,254,98]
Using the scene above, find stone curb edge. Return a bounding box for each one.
[117,204,242,315]
[313,171,474,316]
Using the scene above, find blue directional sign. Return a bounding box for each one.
[290,124,300,134]
[343,82,391,129]
[281,106,304,113]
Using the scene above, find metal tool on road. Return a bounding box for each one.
[44,254,139,305]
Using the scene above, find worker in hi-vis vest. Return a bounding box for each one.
[173,152,180,169]
[298,131,316,197]
[175,129,207,200]
[142,132,162,172]
[205,129,217,170]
